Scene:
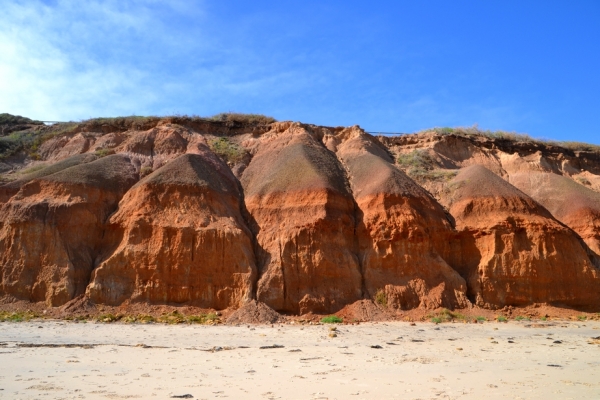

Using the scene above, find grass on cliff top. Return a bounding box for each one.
[0,113,44,127]
[420,125,600,153]
[0,113,275,161]
[208,112,276,124]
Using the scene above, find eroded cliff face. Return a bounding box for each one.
[240,123,362,314]
[2,116,600,312]
[509,172,600,257]
[441,165,600,308]
[86,150,256,309]
[0,155,138,306]
[327,127,469,310]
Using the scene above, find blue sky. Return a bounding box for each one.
[1,1,599,144]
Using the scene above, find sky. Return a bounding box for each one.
[1,1,599,144]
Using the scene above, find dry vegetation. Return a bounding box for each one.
[396,149,457,182]
[0,113,275,161]
[424,126,600,153]
[208,137,247,165]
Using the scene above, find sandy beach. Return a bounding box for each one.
[0,320,599,399]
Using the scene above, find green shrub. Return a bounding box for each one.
[577,315,587,321]
[476,316,487,322]
[158,311,186,324]
[187,313,219,324]
[431,317,442,324]
[321,315,343,324]
[515,316,530,321]
[374,289,387,307]
[0,311,39,322]
[136,315,156,324]
[496,316,507,322]
[0,113,43,126]
[209,137,246,164]
[97,313,121,323]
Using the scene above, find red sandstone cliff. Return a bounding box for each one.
[440,165,600,308]
[1,116,600,312]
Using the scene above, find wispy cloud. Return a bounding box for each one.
[0,0,311,121]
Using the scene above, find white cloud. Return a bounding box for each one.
[0,0,206,120]
[0,0,320,121]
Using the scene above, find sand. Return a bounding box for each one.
[0,320,599,399]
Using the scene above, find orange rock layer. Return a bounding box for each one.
[1,121,599,312]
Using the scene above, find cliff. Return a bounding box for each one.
[1,115,599,313]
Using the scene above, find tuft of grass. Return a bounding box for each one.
[427,308,469,323]
[431,317,442,324]
[321,315,343,324]
[420,125,600,153]
[97,313,121,323]
[496,316,508,322]
[95,148,115,158]
[476,316,487,322]
[140,166,153,177]
[20,164,45,174]
[396,149,457,182]
[208,112,276,125]
[514,316,530,321]
[540,316,547,321]
[374,289,388,307]
[577,315,587,321]
[187,313,219,324]
[209,137,246,165]
[136,315,156,324]
[0,311,39,322]
[158,311,186,324]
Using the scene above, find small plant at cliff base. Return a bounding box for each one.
[97,313,121,323]
[321,315,343,324]
[540,316,547,321]
[427,308,468,323]
[496,316,508,322]
[431,317,442,324]
[577,315,587,321]
[158,311,186,324]
[209,137,246,165]
[0,311,39,322]
[514,316,530,321]
[187,313,220,324]
[476,316,487,322]
[374,289,388,307]
[136,315,156,324]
